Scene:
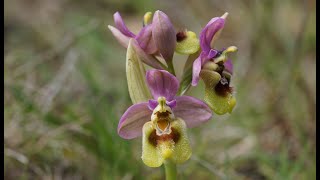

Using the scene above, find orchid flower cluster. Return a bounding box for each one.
[108,10,237,176]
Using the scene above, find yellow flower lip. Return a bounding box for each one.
[162,148,173,159]
[142,119,192,167]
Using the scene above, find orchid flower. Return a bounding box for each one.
[108,12,157,55]
[191,12,238,115]
[108,11,181,69]
[118,70,212,167]
[109,11,201,71]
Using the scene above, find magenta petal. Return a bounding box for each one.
[174,96,212,128]
[148,99,158,110]
[113,12,136,38]
[118,102,152,139]
[191,52,211,86]
[207,49,218,59]
[148,99,176,110]
[130,39,164,69]
[146,70,179,101]
[152,10,176,62]
[136,25,158,54]
[108,25,130,48]
[167,99,177,109]
[200,17,225,52]
[224,59,233,74]
[191,56,202,86]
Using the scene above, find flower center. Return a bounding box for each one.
[151,97,175,136]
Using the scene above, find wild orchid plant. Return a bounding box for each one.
[108,10,237,179]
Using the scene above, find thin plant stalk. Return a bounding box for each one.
[164,160,177,180]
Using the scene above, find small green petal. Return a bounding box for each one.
[126,39,153,104]
[175,31,200,55]
[203,87,236,115]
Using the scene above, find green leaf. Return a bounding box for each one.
[126,39,152,104]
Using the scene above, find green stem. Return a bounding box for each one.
[164,160,177,180]
[167,61,176,76]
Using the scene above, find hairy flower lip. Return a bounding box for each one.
[142,118,191,167]
[148,127,180,147]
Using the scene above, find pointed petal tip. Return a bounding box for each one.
[221,12,229,19]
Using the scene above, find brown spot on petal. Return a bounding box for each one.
[176,30,187,42]
[148,130,158,147]
[148,128,181,147]
[154,111,171,120]
[214,76,233,97]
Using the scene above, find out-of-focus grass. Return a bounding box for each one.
[4,0,316,179]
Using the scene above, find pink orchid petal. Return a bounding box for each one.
[148,99,176,110]
[167,99,177,109]
[200,17,225,53]
[207,49,218,59]
[191,56,202,86]
[174,96,212,128]
[130,39,164,69]
[136,24,158,54]
[118,102,152,139]
[148,99,158,110]
[108,25,130,48]
[146,70,179,101]
[192,52,211,86]
[152,10,176,62]
[224,59,233,74]
[113,12,136,38]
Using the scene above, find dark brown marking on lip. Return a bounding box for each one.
[214,76,233,97]
[148,128,181,147]
[176,31,187,42]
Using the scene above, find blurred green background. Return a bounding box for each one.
[4,0,316,179]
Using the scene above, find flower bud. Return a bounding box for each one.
[152,10,176,62]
